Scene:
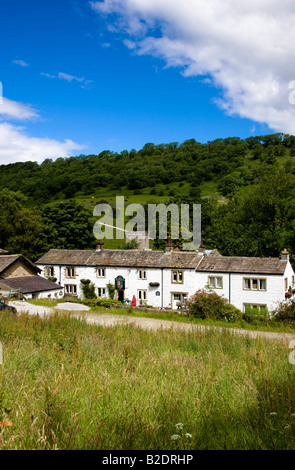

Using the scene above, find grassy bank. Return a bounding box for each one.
[0,311,294,450]
[25,299,295,333]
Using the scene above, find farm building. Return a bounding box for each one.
[0,251,64,300]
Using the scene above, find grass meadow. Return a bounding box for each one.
[0,310,294,450]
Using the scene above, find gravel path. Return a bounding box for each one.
[77,312,295,343]
[9,301,295,343]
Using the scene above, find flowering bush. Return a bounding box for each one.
[186,289,242,322]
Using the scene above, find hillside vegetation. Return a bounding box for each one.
[1,133,295,261]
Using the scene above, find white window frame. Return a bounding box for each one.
[243,277,267,291]
[172,271,184,284]
[65,284,77,295]
[96,268,106,278]
[285,277,288,290]
[45,266,54,277]
[138,270,147,280]
[98,287,107,298]
[208,276,223,289]
[137,289,147,302]
[171,292,188,306]
[66,267,75,279]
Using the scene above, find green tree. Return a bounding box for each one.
[0,191,41,259]
[36,200,95,257]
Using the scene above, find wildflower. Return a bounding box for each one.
[270,412,277,416]
[0,420,12,427]
[185,433,192,438]
[292,413,295,418]
[170,434,180,440]
[175,423,183,430]
[284,424,290,429]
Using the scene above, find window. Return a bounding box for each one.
[45,266,54,277]
[292,276,295,287]
[172,271,184,284]
[172,293,188,308]
[173,293,187,302]
[137,290,147,302]
[259,279,266,290]
[243,278,267,291]
[243,303,267,312]
[96,268,106,278]
[138,270,147,280]
[285,278,288,290]
[66,267,75,278]
[208,276,223,289]
[65,284,77,295]
[98,288,106,297]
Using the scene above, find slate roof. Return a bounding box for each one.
[0,255,40,276]
[36,248,288,275]
[0,276,63,294]
[36,249,204,270]
[197,256,287,275]
[0,248,9,255]
[0,255,20,274]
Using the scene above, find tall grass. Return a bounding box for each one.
[0,311,294,450]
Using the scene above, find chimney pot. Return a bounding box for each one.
[280,249,289,262]
[96,240,104,251]
[165,237,173,253]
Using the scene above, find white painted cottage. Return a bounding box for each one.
[36,242,294,313]
[196,248,294,313]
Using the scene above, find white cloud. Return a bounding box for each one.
[41,71,94,88]
[0,97,39,121]
[0,122,85,165]
[0,98,85,164]
[58,72,85,83]
[90,0,295,134]
[12,59,30,67]
[40,72,57,79]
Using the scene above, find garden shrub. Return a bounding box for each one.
[66,297,120,308]
[272,300,295,326]
[106,283,115,300]
[90,297,121,308]
[243,306,270,325]
[187,289,242,322]
[80,279,96,300]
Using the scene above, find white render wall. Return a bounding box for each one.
[24,288,64,300]
[37,259,294,311]
[37,263,199,308]
[196,260,294,312]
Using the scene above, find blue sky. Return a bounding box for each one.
[0,0,293,164]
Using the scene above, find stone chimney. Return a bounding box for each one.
[198,238,206,254]
[164,236,174,254]
[280,249,290,262]
[96,240,104,251]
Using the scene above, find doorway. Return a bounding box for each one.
[118,290,125,302]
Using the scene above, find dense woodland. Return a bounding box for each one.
[1,133,295,263]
